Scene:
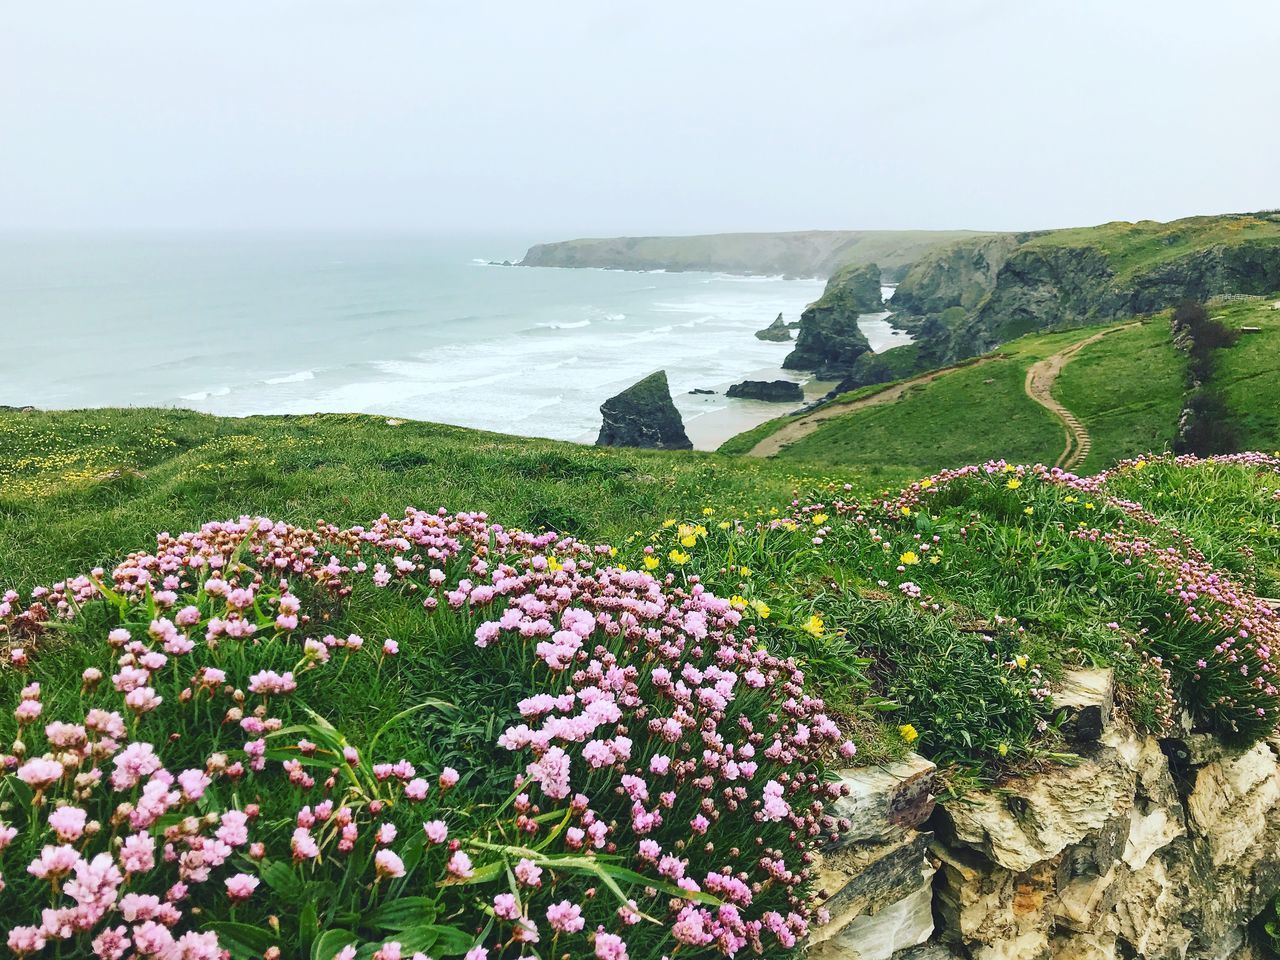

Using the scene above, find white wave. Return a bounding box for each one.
[264,370,316,385]
[604,313,626,321]
[535,319,592,330]
[180,386,232,401]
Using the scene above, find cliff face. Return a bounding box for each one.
[782,263,879,378]
[891,233,1031,315]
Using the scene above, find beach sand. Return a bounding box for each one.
[681,372,838,451]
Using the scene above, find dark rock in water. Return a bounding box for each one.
[596,371,693,450]
[783,262,880,377]
[688,388,716,395]
[726,380,804,402]
[754,313,793,342]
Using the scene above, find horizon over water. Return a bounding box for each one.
[0,232,909,446]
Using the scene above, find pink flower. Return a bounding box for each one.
[423,819,448,844]
[374,849,406,878]
[16,757,62,789]
[515,858,543,887]
[594,930,629,960]
[225,873,259,901]
[48,806,87,842]
[438,766,460,789]
[546,900,585,933]
[493,893,520,920]
[447,850,474,879]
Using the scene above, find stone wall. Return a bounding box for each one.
[812,669,1280,959]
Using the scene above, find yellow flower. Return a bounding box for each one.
[1014,654,1029,669]
[1084,502,1095,510]
[899,550,919,566]
[998,743,1009,757]
[1023,506,1034,515]
[702,507,715,516]
[812,513,828,525]
[1002,463,1016,474]
[1064,495,1078,504]
[739,566,752,577]
[668,549,690,565]
[802,614,825,637]
[750,599,771,619]
[729,595,748,610]
[919,479,933,489]
[717,521,732,530]
[901,506,912,517]
[608,547,618,557]
[662,519,677,529]
[679,535,697,548]
[1006,478,1022,490]
[677,523,697,540]
[643,555,660,570]
[547,556,563,572]
[929,555,941,565]
[898,723,919,744]
[1133,459,1147,471]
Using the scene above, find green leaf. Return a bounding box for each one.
[367,897,438,931]
[257,859,305,901]
[311,930,358,960]
[300,901,320,953]
[415,926,474,957]
[206,922,278,960]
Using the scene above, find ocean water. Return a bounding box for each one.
[0,233,909,444]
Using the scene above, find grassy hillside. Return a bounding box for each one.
[1210,295,1280,450]
[519,229,984,278]
[721,321,1193,474]
[4,402,1280,956]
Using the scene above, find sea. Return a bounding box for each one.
[0,233,909,447]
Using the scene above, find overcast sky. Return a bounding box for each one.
[2,1,1276,236]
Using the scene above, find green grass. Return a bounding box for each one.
[0,409,827,588]
[1022,212,1280,281]
[1052,319,1188,474]
[1210,296,1280,452]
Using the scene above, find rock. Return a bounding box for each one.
[933,842,1054,960]
[755,313,794,341]
[1184,741,1280,868]
[810,871,937,960]
[725,380,804,402]
[815,832,934,937]
[892,233,1034,316]
[595,371,692,450]
[942,730,1138,873]
[1054,668,1115,744]
[687,388,716,395]
[1121,736,1185,871]
[783,263,880,376]
[828,753,938,844]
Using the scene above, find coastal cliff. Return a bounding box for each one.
[782,263,881,377]
[520,229,983,278]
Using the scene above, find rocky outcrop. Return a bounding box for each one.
[754,313,794,341]
[595,371,692,450]
[892,233,1033,316]
[725,379,804,402]
[816,668,1280,960]
[783,263,880,378]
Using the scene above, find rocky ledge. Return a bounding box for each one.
[755,313,795,341]
[726,380,804,402]
[811,668,1280,960]
[595,370,693,450]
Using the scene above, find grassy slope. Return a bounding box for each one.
[1211,296,1280,451]
[1052,319,1188,474]
[0,409,820,588]
[736,329,1102,474]
[1021,213,1280,280]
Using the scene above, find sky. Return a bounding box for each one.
[2,1,1277,236]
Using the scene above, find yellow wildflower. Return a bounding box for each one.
[1002,463,1016,474]
[998,743,1009,757]
[1014,654,1029,669]
[702,507,715,516]
[662,519,677,529]
[729,595,748,610]
[919,478,933,489]
[899,550,919,566]
[547,556,563,572]
[750,599,771,619]
[1006,478,1022,490]
[901,506,912,517]
[717,521,732,530]
[802,614,825,637]
[812,513,829,525]
[668,549,690,565]
[1085,502,1095,510]
[643,555,660,570]
[679,535,697,548]
[739,566,752,577]
[898,723,919,744]
[1023,506,1034,515]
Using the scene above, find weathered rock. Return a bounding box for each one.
[892,233,1034,316]
[829,754,938,844]
[595,371,692,450]
[783,263,879,377]
[815,832,933,938]
[687,388,716,395]
[811,871,937,960]
[942,731,1138,873]
[934,841,1054,960]
[754,313,793,341]
[1121,736,1185,871]
[725,379,804,402]
[1054,668,1114,744]
[1185,741,1280,868]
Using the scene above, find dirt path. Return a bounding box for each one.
[746,358,996,458]
[1023,324,1137,470]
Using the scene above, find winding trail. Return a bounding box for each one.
[1023,323,1138,470]
[746,358,996,458]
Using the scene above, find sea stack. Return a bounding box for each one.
[783,262,881,378]
[596,370,693,450]
[726,380,804,402]
[754,313,793,341]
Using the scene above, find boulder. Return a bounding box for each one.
[725,380,804,402]
[829,753,938,844]
[595,371,693,450]
[1055,668,1115,745]
[755,313,794,341]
